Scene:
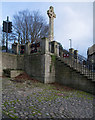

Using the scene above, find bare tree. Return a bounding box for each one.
[12,9,49,44]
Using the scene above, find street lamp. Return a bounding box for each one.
[69,39,72,48]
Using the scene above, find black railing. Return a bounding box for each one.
[77,54,95,72]
[60,51,95,80]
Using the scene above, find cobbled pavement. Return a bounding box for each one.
[1,77,95,120]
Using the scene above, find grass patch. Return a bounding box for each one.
[73,90,94,100]
[37,94,58,102]
[2,110,18,119]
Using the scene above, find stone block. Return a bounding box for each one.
[10,70,24,78]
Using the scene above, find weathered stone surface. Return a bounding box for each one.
[55,57,95,94]
[47,6,56,42]
[10,70,24,78]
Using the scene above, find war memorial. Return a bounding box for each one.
[1,5,95,119]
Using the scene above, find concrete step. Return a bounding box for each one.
[59,57,95,81]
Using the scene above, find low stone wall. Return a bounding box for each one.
[1,53,45,82]
[1,53,53,83]
[55,58,95,94]
[24,53,55,83]
[2,53,24,71]
[2,53,17,70]
[17,55,25,70]
[24,54,45,83]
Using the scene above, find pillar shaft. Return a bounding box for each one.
[47,6,56,42]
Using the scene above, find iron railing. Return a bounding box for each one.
[60,52,95,81]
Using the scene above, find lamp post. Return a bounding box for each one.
[6,16,9,52]
[3,16,12,52]
[69,39,72,48]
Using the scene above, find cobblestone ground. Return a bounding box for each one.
[2,77,95,119]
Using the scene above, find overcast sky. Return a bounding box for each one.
[1,2,94,57]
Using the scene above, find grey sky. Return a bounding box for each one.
[1,2,93,57]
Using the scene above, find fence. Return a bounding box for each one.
[61,51,95,80]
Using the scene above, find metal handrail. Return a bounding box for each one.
[61,51,95,80]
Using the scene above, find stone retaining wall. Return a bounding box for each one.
[24,54,45,83]
[1,52,95,94]
[2,53,24,70]
[2,53,17,70]
[1,53,54,83]
[55,58,95,94]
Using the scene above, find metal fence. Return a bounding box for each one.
[60,52,95,80]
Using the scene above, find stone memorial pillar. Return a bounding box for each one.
[26,42,31,55]
[74,50,78,63]
[12,42,19,54]
[50,41,59,56]
[41,37,49,54]
[69,48,74,60]
[69,48,74,54]
[47,6,56,42]
[54,41,59,56]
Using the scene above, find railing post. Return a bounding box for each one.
[69,48,74,67]
[74,50,78,63]
[74,50,78,70]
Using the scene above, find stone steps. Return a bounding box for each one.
[57,57,95,81]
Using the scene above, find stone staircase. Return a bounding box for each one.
[56,56,95,81]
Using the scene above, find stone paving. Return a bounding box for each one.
[2,77,95,119]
